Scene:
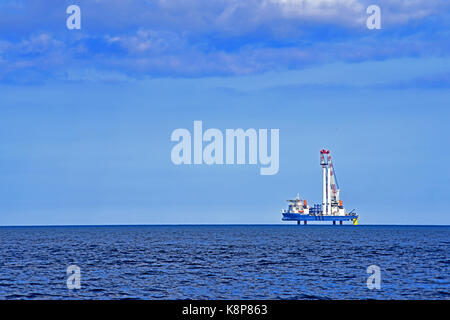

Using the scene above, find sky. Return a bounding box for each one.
[0,1,449,225]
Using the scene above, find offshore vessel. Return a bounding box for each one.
[282,149,358,225]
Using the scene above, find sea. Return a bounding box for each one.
[0,225,448,300]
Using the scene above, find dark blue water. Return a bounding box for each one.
[0,225,448,299]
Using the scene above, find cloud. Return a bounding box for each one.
[0,0,449,82]
[383,72,450,89]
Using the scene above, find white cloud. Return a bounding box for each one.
[107,30,187,55]
[268,0,364,21]
[0,0,449,82]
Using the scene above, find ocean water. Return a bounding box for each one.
[0,225,448,300]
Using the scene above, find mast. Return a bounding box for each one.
[320,149,329,215]
[327,153,332,216]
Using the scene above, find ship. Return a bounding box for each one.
[282,149,359,225]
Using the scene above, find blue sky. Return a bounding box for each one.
[0,1,449,225]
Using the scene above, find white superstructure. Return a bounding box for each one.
[282,194,310,215]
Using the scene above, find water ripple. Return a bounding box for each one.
[0,225,448,299]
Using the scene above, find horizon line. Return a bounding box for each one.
[0,223,449,228]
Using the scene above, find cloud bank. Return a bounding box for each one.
[0,0,449,82]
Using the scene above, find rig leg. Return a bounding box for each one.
[304,221,307,225]
[297,221,300,225]
[339,221,343,225]
[333,221,336,225]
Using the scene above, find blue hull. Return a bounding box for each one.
[282,213,358,221]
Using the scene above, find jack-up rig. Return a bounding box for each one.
[282,149,358,225]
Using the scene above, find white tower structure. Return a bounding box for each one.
[320,151,327,214]
[320,149,344,216]
[327,156,332,215]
